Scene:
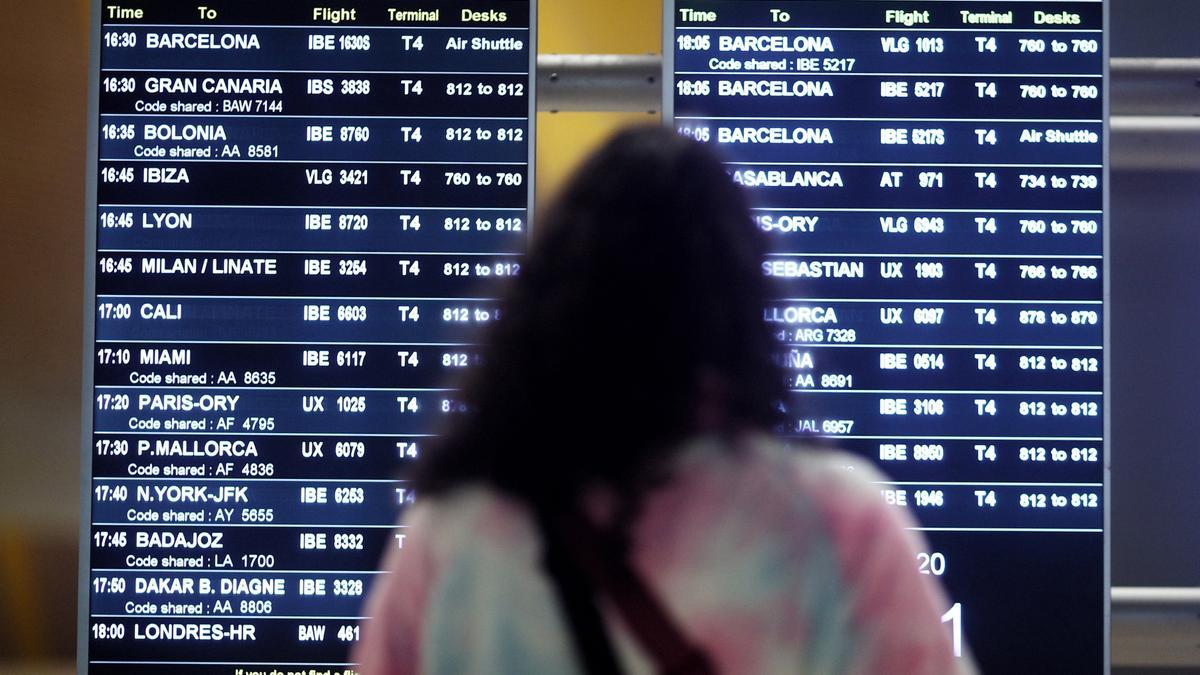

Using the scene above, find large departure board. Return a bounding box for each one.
[79,2,534,672]
[667,1,1107,671]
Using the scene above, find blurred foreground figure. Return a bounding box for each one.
[355,126,972,674]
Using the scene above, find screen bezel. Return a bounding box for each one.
[76,2,539,671]
[661,1,1112,670]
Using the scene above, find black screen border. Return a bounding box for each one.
[76,2,539,671]
[661,1,1111,670]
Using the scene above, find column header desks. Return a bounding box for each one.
[103,2,530,27]
[676,2,1101,31]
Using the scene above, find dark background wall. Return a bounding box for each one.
[1110,171,1200,587]
[1112,1,1200,58]
[1108,1,1200,587]
[0,1,90,663]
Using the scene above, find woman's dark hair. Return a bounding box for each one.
[414,125,783,506]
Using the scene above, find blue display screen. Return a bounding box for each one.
[82,2,533,672]
[669,1,1105,671]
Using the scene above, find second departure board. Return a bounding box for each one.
[80,2,534,672]
[667,1,1107,671]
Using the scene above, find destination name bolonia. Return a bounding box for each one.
[143,125,226,141]
[732,169,843,187]
[146,33,260,50]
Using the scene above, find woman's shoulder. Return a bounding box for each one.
[403,484,540,559]
[629,433,898,557]
[736,434,908,537]
[710,432,890,510]
[402,434,900,571]
[777,440,891,505]
[674,434,915,568]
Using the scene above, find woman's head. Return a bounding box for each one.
[415,125,782,503]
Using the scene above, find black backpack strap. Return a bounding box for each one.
[537,506,716,675]
[538,507,625,675]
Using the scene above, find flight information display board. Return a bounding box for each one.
[79,2,534,672]
[667,1,1107,671]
